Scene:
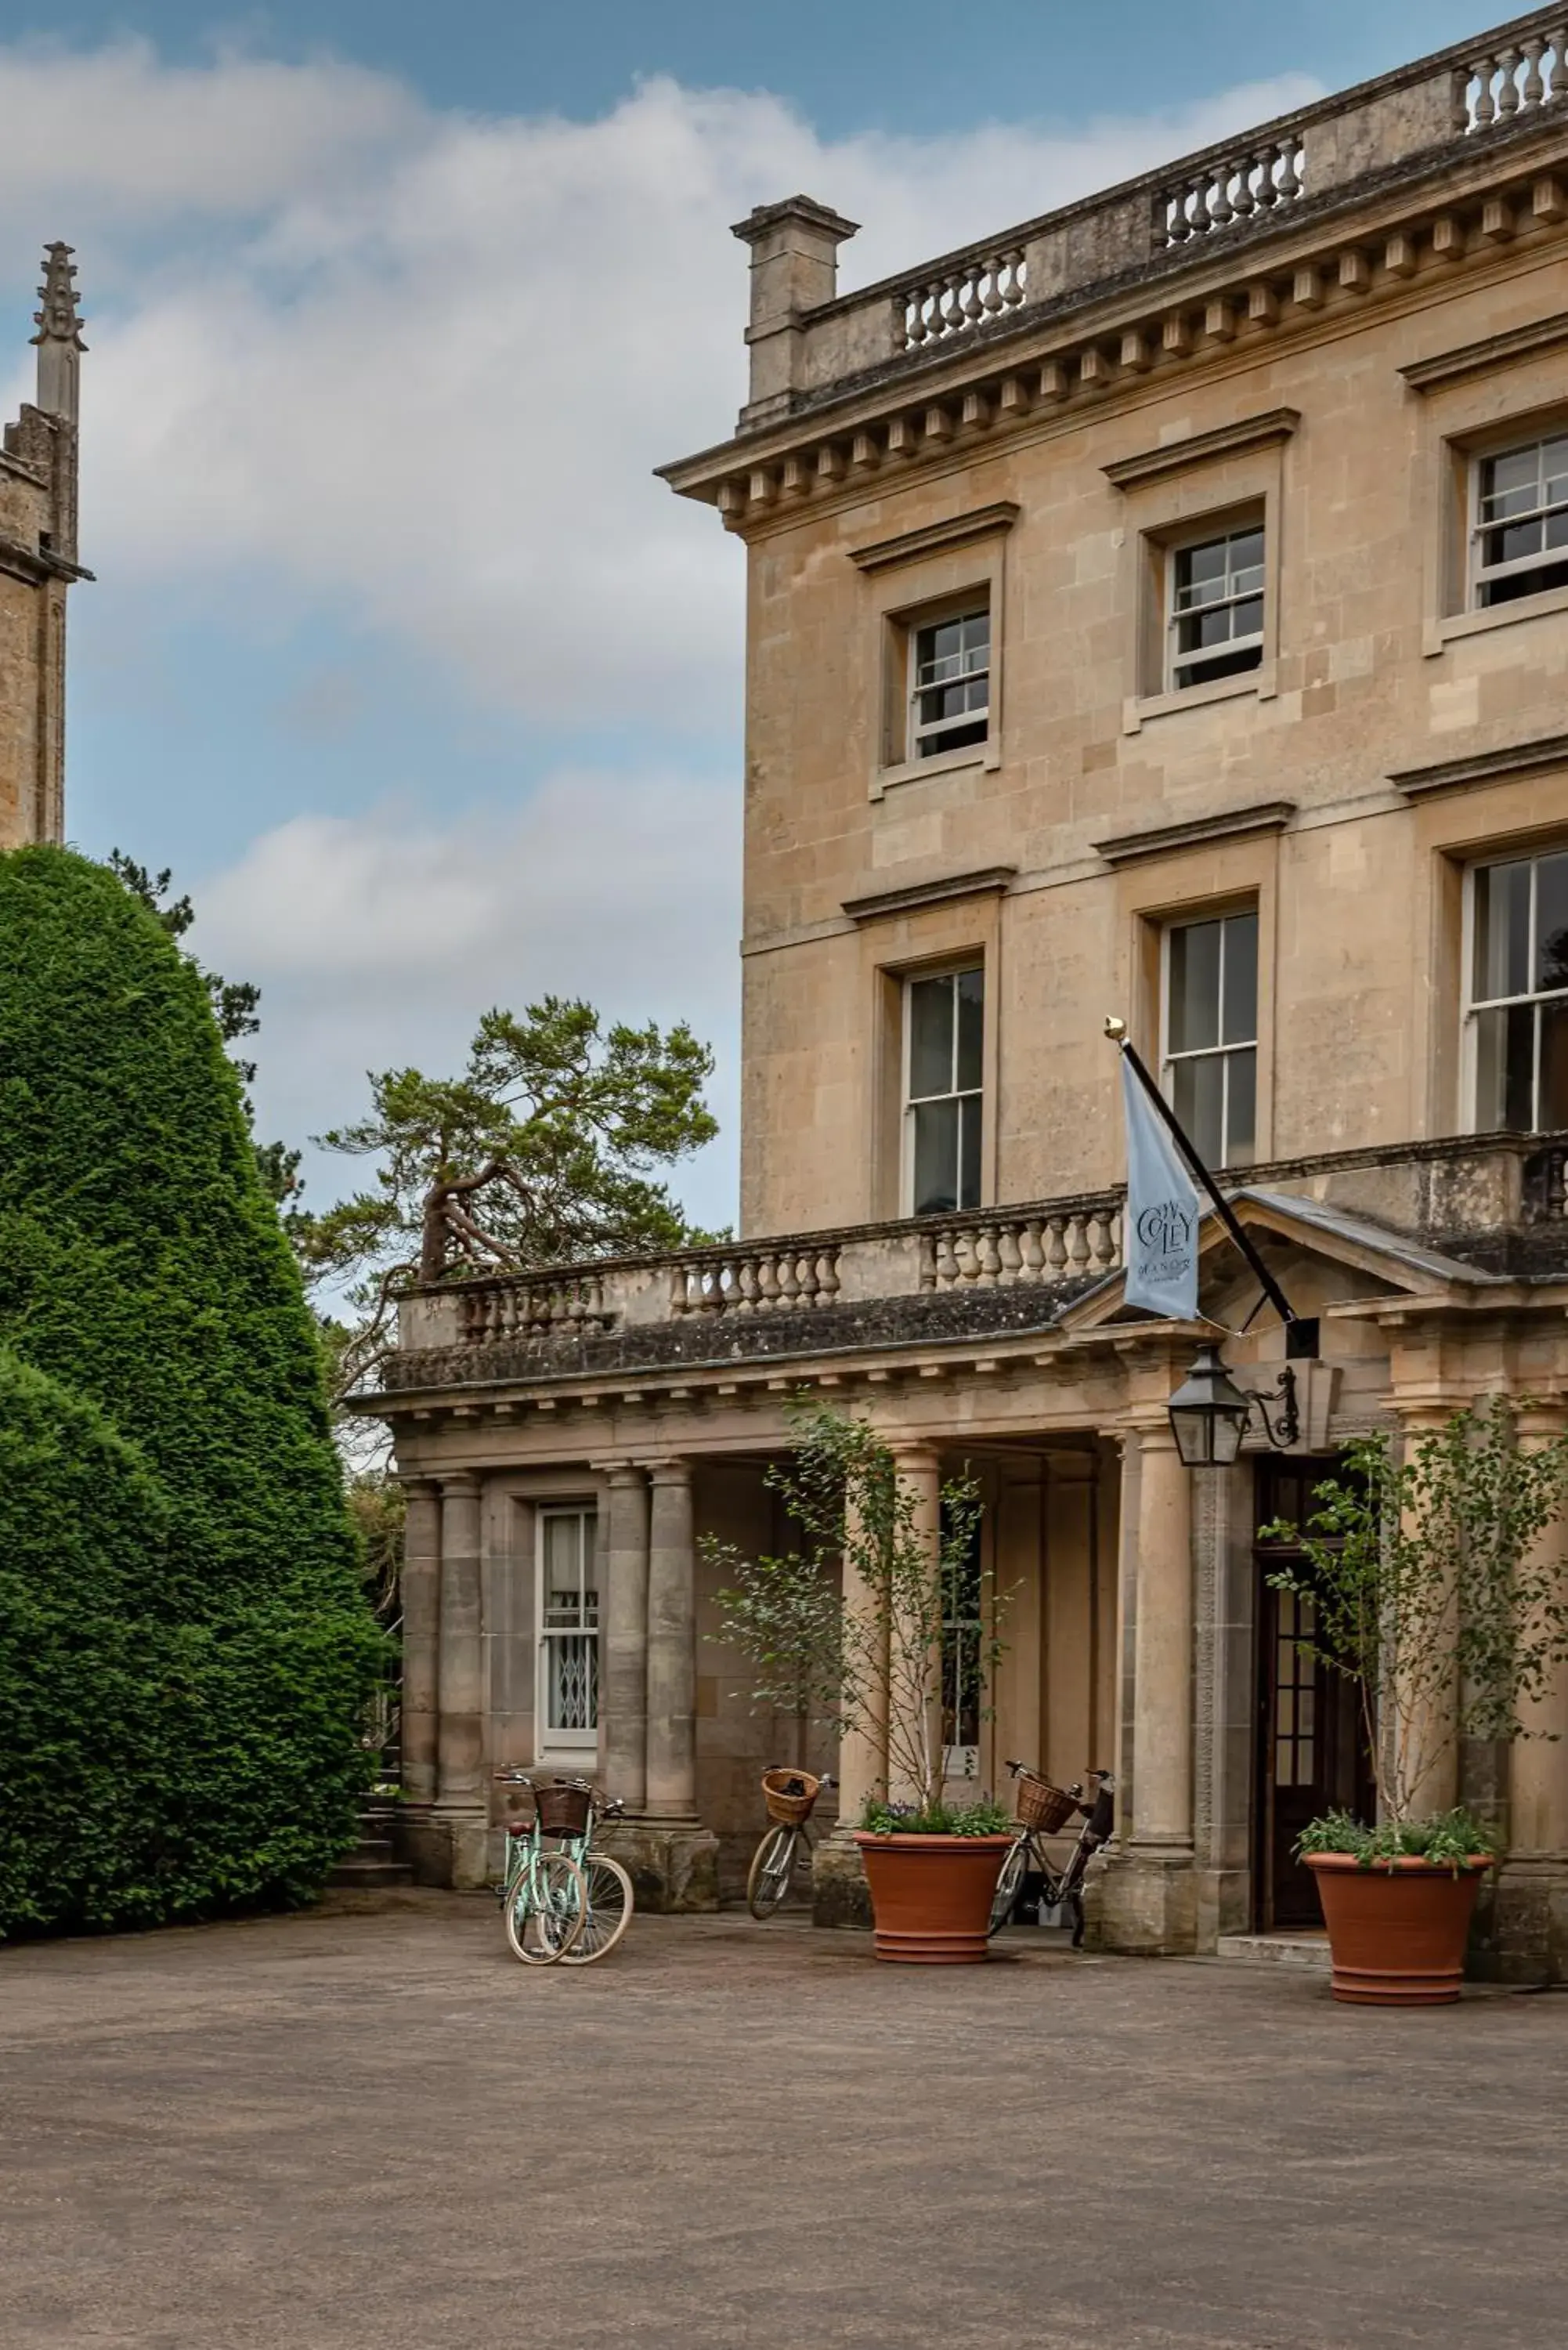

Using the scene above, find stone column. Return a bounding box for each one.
[1129,1425,1194,1850]
[434,1472,487,1885]
[1093,1415,1197,1955]
[1498,1405,1568,1979]
[1393,1406,1460,1817]
[892,1444,943,1802]
[602,1466,650,1815]
[645,1462,699,1823]
[399,1477,440,1810]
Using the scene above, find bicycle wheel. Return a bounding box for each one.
[746,1824,800,1919]
[988,1838,1028,1936]
[504,1852,584,1965]
[555,1853,634,1964]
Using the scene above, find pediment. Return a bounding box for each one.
[1058,1185,1501,1337]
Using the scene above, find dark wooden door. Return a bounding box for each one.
[1253,1460,1375,1931]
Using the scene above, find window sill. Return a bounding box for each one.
[1425,581,1568,655]
[1123,663,1274,734]
[873,740,997,801]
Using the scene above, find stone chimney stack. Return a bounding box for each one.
[731,195,858,428]
[31,241,85,427]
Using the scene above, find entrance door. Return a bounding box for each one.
[1253,1460,1375,1931]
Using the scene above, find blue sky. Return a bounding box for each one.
[0,1,1498,1233]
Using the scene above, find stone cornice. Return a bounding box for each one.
[1389,730,1568,795]
[1092,800,1296,866]
[841,864,1017,920]
[848,502,1020,571]
[1399,306,1568,388]
[661,132,1568,537]
[1101,407,1300,489]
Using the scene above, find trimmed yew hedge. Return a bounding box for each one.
[0,847,385,1935]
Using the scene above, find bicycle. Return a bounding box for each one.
[988,1762,1116,1947]
[493,1771,587,1965]
[522,1773,637,1965]
[746,1767,836,1918]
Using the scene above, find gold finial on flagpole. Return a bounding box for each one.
[1104,1014,1127,1042]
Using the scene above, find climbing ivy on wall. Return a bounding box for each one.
[0,847,386,1935]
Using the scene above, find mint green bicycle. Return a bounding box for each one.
[493,1771,586,1965]
[494,1771,636,1965]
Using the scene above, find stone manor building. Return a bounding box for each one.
[0,244,87,851]
[369,9,1568,1972]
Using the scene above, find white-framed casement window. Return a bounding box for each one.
[1470,433,1568,610]
[1162,909,1259,1169]
[910,603,990,759]
[1466,848,1568,1133]
[537,1505,599,1751]
[1168,523,1266,690]
[905,966,984,1216]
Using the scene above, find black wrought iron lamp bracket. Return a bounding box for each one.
[1246,1365,1301,1452]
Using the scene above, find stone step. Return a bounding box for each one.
[1216,1931,1331,1973]
[329,1856,413,1889]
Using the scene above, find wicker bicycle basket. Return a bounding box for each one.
[1015,1773,1078,1835]
[534,1781,592,1838]
[761,1768,822,1828]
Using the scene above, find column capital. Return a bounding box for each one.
[645,1457,694,1486]
[439,1471,482,1498]
[889,1440,942,1473]
[593,1460,650,1484]
[399,1473,441,1499]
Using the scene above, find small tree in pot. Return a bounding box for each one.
[706,1404,1013,1963]
[1263,1395,1568,2004]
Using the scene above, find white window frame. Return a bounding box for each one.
[1159,909,1259,1171]
[1462,848,1568,1135]
[536,1504,599,1755]
[1469,432,1568,611]
[902,965,985,1217]
[908,602,991,761]
[1165,523,1266,692]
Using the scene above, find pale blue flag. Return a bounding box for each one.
[1121,1055,1200,1320]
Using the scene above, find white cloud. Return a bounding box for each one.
[193,774,744,1228]
[0,48,1323,729]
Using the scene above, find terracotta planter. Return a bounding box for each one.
[853,1832,1014,1964]
[1306,1852,1491,2005]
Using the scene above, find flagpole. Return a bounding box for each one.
[1104,1017,1299,1330]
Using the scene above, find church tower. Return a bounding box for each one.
[0,242,89,849]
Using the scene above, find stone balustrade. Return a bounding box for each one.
[918,1204,1121,1289]
[714,7,1568,429]
[389,1133,1568,1386]
[1459,27,1568,128]
[1153,136,1306,249]
[667,1243,842,1315]
[896,247,1027,351]
[457,1269,613,1345]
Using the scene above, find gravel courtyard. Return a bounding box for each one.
[2,1891,1565,2350]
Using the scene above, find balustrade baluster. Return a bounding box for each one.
[1498,46,1522,114]
[996,1224,1022,1284]
[1472,57,1498,126]
[1276,139,1302,200]
[757,1255,782,1309]
[1067,1217,1091,1273]
[1019,1220,1045,1281]
[1230,157,1256,218]
[918,1233,938,1292]
[1523,37,1547,106]
[1551,34,1568,102]
[1003,251,1026,308]
[1255,142,1280,207]
[974,1225,1001,1285]
[1044,1217,1068,1273]
[818,1248,841,1303]
[1208,168,1234,228]
[961,270,985,325]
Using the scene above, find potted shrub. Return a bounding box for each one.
[1263,1397,1568,2005]
[708,1405,1013,1963]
